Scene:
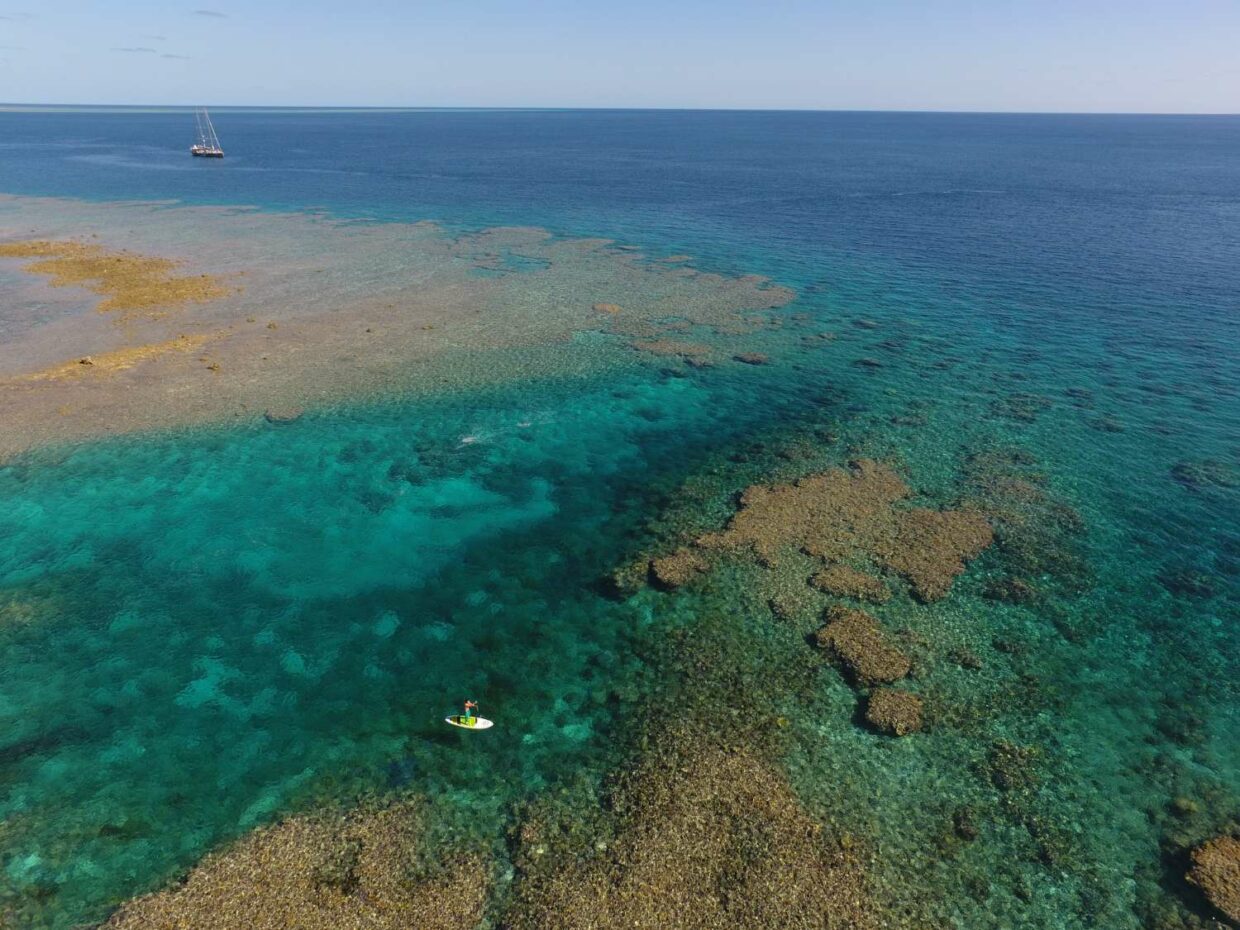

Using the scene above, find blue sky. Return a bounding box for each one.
[0,0,1237,111]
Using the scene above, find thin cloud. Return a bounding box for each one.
[0,44,25,50]
[113,47,158,53]
[193,9,226,17]
[162,53,191,59]
[142,34,168,41]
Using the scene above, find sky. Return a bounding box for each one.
[0,0,1237,112]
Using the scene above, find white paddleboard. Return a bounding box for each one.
[445,715,494,730]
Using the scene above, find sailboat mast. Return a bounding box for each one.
[204,110,220,149]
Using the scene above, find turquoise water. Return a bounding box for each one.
[0,110,1237,928]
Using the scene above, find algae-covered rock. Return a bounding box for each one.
[814,605,911,686]
[1186,834,1240,924]
[864,688,923,736]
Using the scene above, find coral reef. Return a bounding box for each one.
[0,240,231,316]
[101,800,487,930]
[961,448,1089,598]
[810,564,891,603]
[508,733,875,930]
[989,393,1053,423]
[864,688,924,736]
[1171,460,1239,492]
[814,605,911,686]
[0,195,795,457]
[630,339,711,358]
[649,549,709,589]
[1186,835,1240,924]
[733,351,770,365]
[688,459,991,601]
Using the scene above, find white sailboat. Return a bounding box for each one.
[190,108,224,158]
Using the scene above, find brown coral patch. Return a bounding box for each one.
[811,564,891,603]
[591,302,622,314]
[814,606,911,686]
[0,240,231,317]
[877,507,994,602]
[649,549,709,590]
[690,459,991,601]
[509,737,875,930]
[101,801,487,930]
[864,688,924,736]
[1186,834,1240,924]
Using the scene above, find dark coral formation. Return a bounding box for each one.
[962,448,1089,598]
[101,801,487,930]
[811,564,891,603]
[508,735,876,930]
[1186,835,1240,924]
[630,339,712,358]
[685,459,991,601]
[989,393,1053,423]
[733,351,770,365]
[814,606,911,686]
[1171,459,1239,492]
[864,688,924,736]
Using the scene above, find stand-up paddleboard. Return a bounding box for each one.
[445,714,494,730]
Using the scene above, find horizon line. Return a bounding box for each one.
[2,102,1238,118]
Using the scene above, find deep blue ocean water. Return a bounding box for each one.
[0,109,1237,928]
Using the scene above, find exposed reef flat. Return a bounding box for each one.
[100,800,487,930]
[0,194,792,457]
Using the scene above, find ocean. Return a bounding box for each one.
[0,108,1236,928]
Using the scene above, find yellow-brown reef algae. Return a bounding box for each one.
[9,334,216,382]
[0,240,231,317]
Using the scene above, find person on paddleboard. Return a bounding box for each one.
[463,700,479,724]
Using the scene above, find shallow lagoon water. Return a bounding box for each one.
[0,110,1237,928]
